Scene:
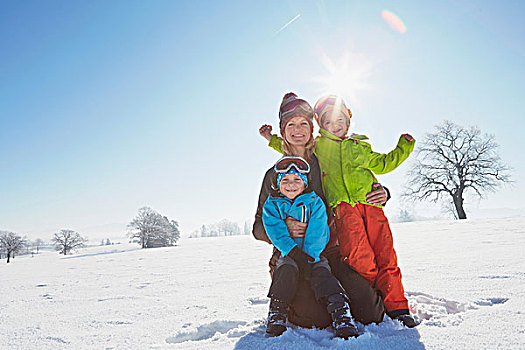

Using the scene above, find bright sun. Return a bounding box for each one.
[312,50,374,108]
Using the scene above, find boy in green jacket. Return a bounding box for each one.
[260,94,417,327]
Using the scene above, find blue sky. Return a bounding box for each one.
[1,1,524,240]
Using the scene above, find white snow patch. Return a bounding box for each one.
[247,297,268,305]
[166,320,248,343]
[1,217,524,349]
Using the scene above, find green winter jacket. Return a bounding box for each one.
[268,129,415,208]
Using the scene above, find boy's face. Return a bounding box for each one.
[279,173,305,200]
[321,112,350,138]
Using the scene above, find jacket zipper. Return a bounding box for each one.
[300,205,307,250]
[340,139,352,204]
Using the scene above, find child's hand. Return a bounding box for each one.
[285,217,307,238]
[259,124,273,142]
[366,183,388,205]
[401,133,414,142]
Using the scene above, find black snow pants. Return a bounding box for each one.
[268,250,385,328]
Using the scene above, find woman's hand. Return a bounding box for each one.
[366,183,388,205]
[285,217,307,238]
[259,124,273,142]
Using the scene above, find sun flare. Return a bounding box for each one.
[381,10,407,34]
[312,51,373,108]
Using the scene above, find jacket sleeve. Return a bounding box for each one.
[262,200,298,256]
[268,134,284,154]
[367,136,415,175]
[252,169,274,244]
[303,196,330,262]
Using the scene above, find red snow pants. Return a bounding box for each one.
[334,202,408,313]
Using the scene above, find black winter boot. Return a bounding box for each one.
[326,293,359,339]
[266,299,289,337]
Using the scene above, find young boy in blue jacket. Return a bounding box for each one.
[262,156,359,339]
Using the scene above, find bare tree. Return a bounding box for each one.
[404,120,512,219]
[165,219,180,245]
[243,221,252,235]
[33,238,45,254]
[52,229,87,255]
[199,224,209,238]
[0,231,27,263]
[397,209,415,223]
[127,207,180,248]
[128,207,163,248]
[217,219,240,236]
[198,220,242,237]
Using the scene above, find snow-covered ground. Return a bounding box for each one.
[1,217,524,349]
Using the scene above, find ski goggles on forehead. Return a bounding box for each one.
[274,156,310,174]
[280,100,314,119]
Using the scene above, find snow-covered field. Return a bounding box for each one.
[1,217,524,349]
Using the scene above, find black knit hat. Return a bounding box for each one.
[279,92,314,133]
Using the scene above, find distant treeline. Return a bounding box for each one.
[189,219,252,238]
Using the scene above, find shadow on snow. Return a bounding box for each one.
[233,320,425,350]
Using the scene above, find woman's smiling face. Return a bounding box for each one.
[284,116,312,146]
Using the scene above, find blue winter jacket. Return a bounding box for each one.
[262,191,330,263]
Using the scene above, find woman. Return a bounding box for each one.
[252,92,388,328]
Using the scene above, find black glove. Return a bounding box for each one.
[288,246,314,279]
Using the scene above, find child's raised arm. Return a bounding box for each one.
[258,124,284,154]
[367,134,416,175]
